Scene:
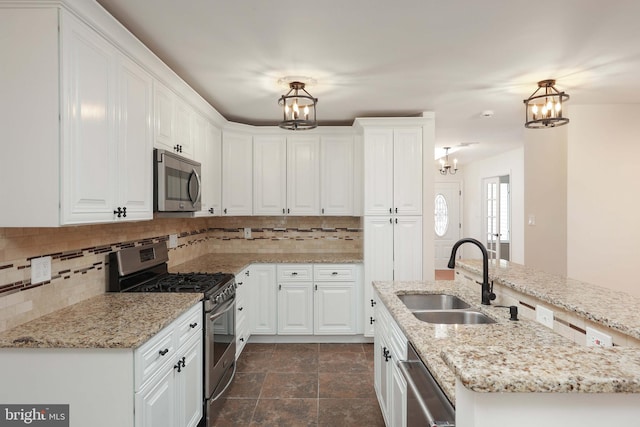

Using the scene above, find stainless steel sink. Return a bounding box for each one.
[397,294,471,310]
[412,310,496,325]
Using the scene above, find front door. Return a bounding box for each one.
[434,182,461,269]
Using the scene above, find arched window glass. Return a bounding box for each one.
[434,194,449,237]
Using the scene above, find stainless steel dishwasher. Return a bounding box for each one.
[398,342,455,427]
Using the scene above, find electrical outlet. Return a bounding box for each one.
[244,228,251,239]
[31,256,52,284]
[536,305,554,329]
[168,234,178,249]
[586,327,612,347]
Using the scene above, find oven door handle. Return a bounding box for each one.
[208,295,236,321]
[398,360,454,427]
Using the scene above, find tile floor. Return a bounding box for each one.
[209,343,385,426]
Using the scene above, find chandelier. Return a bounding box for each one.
[523,79,569,129]
[278,81,318,130]
[439,147,458,175]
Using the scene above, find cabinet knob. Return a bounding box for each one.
[224,208,227,214]
[240,337,245,342]
[189,322,198,328]
[113,207,125,218]
[209,208,214,214]
[238,306,243,311]
[282,208,285,214]
[331,272,338,275]
[122,206,126,218]
[237,281,243,286]
[291,272,298,276]
[389,208,392,214]
[159,348,169,356]
[245,270,250,276]
[370,317,375,324]
[322,208,325,214]
[395,207,398,213]
[371,299,377,307]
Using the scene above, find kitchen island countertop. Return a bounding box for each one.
[0,293,202,349]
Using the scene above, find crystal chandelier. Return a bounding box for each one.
[523,79,569,129]
[439,147,458,175]
[278,81,318,130]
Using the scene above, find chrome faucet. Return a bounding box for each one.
[447,238,496,305]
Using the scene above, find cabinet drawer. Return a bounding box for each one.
[314,264,356,281]
[277,264,313,282]
[175,303,203,349]
[135,326,175,390]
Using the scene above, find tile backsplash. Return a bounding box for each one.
[0,216,362,332]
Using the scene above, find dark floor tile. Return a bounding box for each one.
[270,351,319,373]
[237,351,275,373]
[208,398,257,426]
[251,398,318,426]
[261,372,318,398]
[319,343,364,353]
[318,351,372,373]
[318,398,385,427]
[319,372,375,398]
[225,372,266,398]
[275,343,319,354]
[244,343,277,353]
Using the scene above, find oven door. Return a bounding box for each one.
[154,149,202,212]
[205,296,236,401]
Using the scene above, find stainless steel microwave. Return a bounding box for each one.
[154,149,202,212]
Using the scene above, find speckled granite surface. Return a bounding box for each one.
[170,252,363,275]
[373,280,640,402]
[0,293,202,349]
[456,259,640,340]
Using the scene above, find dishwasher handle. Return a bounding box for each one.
[398,360,455,427]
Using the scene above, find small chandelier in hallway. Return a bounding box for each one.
[523,79,570,129]
[439,147,458,175]
[278,81,318,130]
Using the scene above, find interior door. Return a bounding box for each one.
[483,175,511,261]
[434,182,461,269]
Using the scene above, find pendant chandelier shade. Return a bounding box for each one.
[278,81,318,130]
[439,147,458,175]
[523,79,569,129]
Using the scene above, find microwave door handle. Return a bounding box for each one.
[188,168,201,206]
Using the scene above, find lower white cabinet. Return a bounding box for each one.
[250,264,278,335]
[236,267,251,357]
[135,303,203,427]
[278,282,314,334]
[374,295,407,427]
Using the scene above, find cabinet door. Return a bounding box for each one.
[194,117,222,216]
[320,136,354,216]
[393,128,422,215]
[314,283,357,335]
[174,98,193,158]
[374,316,391,426]
[363,128,394,215]
[60,12,118,224]
[154,81,174,151]
[135,365,175,427]
[117,55,153,221]
[221,131,253,215]
[278,283,313,335]
[251,264,277,335]
[287,136,320,215]
[176,335,203,427]
[253,136,287,215]
[364,217,394,336]
[390,359,407,427]
[394,216,423,281]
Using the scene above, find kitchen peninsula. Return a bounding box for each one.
[373,259,640,427]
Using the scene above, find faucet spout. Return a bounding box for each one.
[447,238,496,305]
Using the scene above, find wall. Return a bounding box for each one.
[0,216,362,332]
[461,147,525,264]
[567,105,640,297]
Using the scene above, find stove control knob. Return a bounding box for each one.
[214,295,222,304]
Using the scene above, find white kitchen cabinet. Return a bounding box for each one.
[363,127,422,216]
[176,334,203,427]
[320,135,354,216]
[235,267,251,357]
[153,81,193,158]
[250,264,278,335]
[287,136,320,215]
[253,135,287,215]
[313,264,360,335]
[194,117,222,216]
[278,282,314,335]
[222,131,253,215]
[393,216,423,281]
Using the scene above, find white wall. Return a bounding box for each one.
[567,105,640,297]
[459,147,524,263]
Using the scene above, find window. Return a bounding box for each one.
[434,193,448,237]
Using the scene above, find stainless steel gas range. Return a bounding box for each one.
[108,242,236,427]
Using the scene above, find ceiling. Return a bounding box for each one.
[96,0,640,165]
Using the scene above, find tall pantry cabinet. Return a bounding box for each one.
[355,116,435,337]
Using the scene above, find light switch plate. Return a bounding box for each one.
[244,228,251,239]
[536,305,554,329]
[31,256,52,284]
[586,326,612,347]
[168,234,178,248]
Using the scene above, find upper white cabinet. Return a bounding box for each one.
[153,81,194,158]
[287,136,320,215]
[320,136,354,216]
[61,11,153,225]
[194,117,222,216]
[253,135,287,215]
[221,131,253,215]
[363,127,422,216]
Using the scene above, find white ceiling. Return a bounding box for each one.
[96,0,640,165]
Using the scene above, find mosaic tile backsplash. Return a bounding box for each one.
[0,216,362,332]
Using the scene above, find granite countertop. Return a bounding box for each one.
[456,259,640,340]
[373,280,640,402]
[170,252,363,275]
[0,293,202,349]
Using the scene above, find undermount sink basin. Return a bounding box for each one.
[412,310,496,325]
[398,294,471,311]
